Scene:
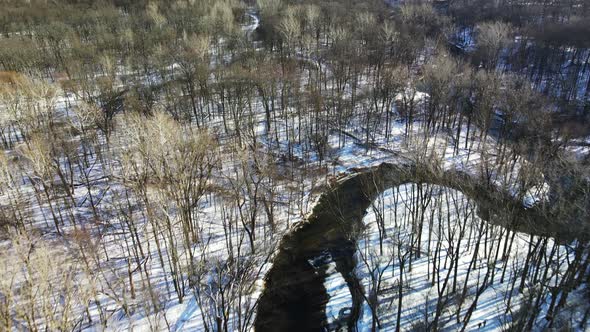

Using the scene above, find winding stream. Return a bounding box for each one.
[245,4,587,331]
[255,162,583,331]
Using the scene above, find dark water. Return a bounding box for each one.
[255,167,379,331]
[254,162,580,332]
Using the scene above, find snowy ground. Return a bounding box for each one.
[1,7,588,332]
[317,183,588,331]
[0,66,575,332]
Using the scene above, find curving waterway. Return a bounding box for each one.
[254,162,583,331]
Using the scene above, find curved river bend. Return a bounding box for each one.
[254,162,583,331]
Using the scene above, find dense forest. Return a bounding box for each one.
[0,0,589,331]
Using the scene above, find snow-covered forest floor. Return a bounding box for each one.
[0,1,589,332]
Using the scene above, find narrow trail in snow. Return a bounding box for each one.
[173,297,198,332]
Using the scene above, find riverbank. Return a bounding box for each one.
[255,161,587,331]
